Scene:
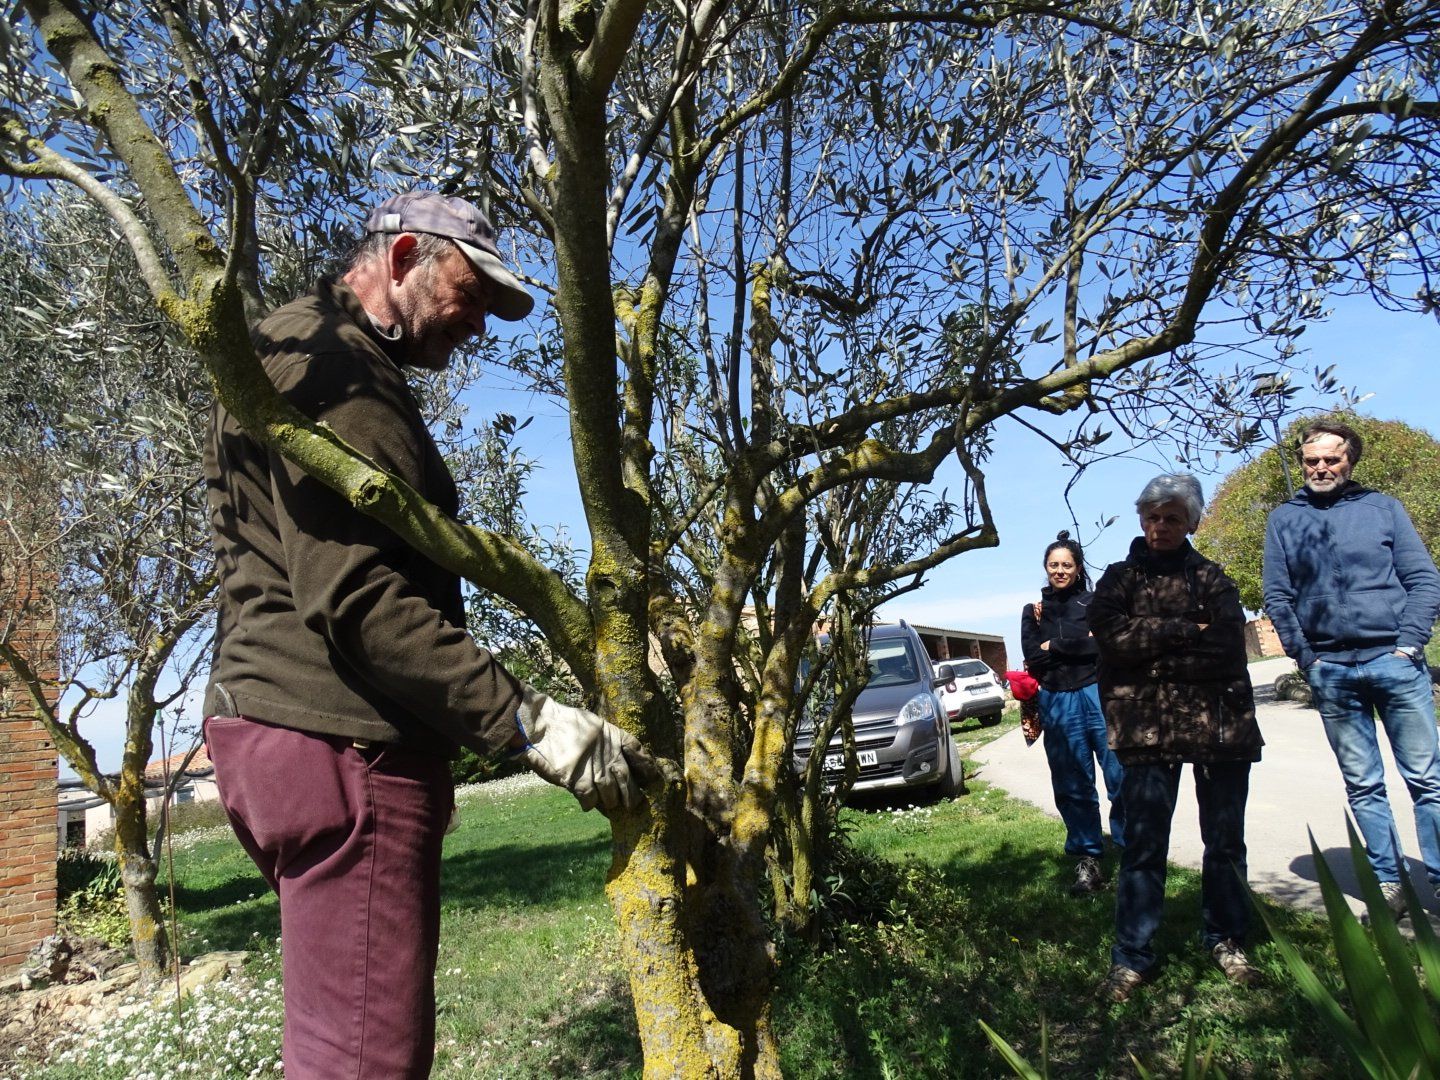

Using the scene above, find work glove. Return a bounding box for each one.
[514,684,658,812]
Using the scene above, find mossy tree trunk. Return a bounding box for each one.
[111,794,167,977]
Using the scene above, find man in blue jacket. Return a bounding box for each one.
[1263,419,1440,920]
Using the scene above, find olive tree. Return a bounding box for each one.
[0,195,215,980]
[3,0,1438,1072]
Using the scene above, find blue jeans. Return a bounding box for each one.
[1113,761,1251,975]
[1308,652,1440,886]
[1040,684,1125,858]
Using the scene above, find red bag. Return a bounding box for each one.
[1003,670,1043,746]
[1003,670,1040,701]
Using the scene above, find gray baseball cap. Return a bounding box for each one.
[364,191,535,321]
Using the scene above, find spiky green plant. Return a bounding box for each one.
[980,1017,1224,1078]
[1258,818,1440,1079]
[977,1019,1047,1079]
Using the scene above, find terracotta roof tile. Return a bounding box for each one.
[144,744,213,780]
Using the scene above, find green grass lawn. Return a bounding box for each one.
[157,776,636,1078]
[776,793,1348,1078]
[29,726,1361,1079]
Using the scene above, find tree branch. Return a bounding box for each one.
[582,0,653,92]
[523,0,556,188]
[0,117,180,308]
[21,0,223,288]
[0,638,114,802]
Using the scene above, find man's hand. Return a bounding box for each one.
[514,685,659,812]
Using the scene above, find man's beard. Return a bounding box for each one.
[404,333,457,370]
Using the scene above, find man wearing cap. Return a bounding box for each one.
[203,191,654,1078]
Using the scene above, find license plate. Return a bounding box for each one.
[967,686,989,695]
[824,750,878,771]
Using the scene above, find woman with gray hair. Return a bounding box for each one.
[1087,473,1265,1003]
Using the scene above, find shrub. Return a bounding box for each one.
[55,853,130,948]
[55,848,118,903]
[449,747,527,785]
[57,890,132,949]
[159,797,231,836]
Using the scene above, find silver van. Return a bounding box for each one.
[794,622,963,797]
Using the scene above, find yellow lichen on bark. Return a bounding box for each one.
[157,275,244,360]
[606,813,721,1078]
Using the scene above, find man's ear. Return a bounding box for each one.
[386,233,419,283]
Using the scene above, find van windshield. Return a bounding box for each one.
[951,659,989,678]
[866,639,921,688]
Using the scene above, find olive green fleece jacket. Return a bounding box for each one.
[203,278,522,755]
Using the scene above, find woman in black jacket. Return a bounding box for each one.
[1021,531,1126,897]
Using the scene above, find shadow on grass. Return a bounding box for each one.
[956,842,1352,1077]
[172,825,612,952]
[169,865,279,952]
[436,965,642,1078]
[778,814,1350,1079]
[440,834,613,910]
[172,871,268,911]
[538,975,643,1077]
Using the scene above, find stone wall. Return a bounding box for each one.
[0,552,59,974]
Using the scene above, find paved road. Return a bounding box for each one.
[971,657,1436,920]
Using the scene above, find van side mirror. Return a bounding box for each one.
[933,664,954,687]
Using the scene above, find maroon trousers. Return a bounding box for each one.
[204,716,453,1079]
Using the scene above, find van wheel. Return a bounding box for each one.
[977,711,1002,727]
[936,734,964,799]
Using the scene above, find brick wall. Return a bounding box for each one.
[0,541,60,973]
[1244,615,1285,660]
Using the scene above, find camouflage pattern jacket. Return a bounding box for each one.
[1088,538,1263,766]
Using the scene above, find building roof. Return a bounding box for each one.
[144,744,213,781]
[57,745,212,795]
[907,622,1005,643]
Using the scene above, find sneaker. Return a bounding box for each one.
[1211,939,1261,987]
[1070,856,1103,896]
[1362,881,1408,925]
[1097,964,1145,1003]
